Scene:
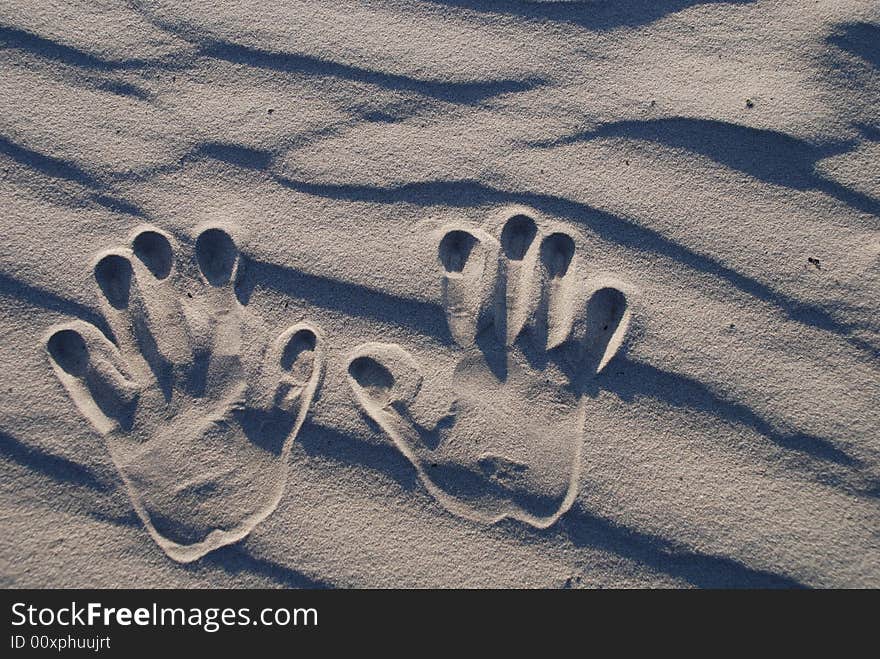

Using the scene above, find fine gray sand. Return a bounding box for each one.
[1,0,878,587]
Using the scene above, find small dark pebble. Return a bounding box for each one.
[563,576,583,589]
[746,98,754,108]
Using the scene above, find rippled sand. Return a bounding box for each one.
[1,0,878,588]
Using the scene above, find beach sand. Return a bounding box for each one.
[1,0,878,587]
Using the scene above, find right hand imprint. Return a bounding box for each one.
[347,209,633,528]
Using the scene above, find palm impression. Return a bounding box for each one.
[45,226,323,562]
[347,210,632,528]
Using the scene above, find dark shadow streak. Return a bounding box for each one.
[0,24,179,71]
[0,427,332,586]
[857,124,880,142]
[133,1,525,107]
[602,357,861,468]
[105,142,277,186]
[0,428,137,524]
[270,174,874,355]
[198,39,545,104]
[88,509,141,528]
[0,24,160,99]
[0,135,148,218]
[93,80,150,100]
[827,22,880,69]
[421,0,756,31]
[0,272,113,340]
[200,545,333,589]
[0,134,102,186]
[83,506,323,588]
[298,422,419,491]
[85,508,327,587]
[195,142,273,170]
[536,117,880,218]
[0,429,111,492]
[550,506,806,588]
[239,257,450,340]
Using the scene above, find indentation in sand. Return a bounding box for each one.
[347,207,633,528]
[45,225,324,562]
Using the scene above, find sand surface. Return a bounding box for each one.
[1,0,879,588]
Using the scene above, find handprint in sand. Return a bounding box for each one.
[347,209,632,527]
[45,226,323,562]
